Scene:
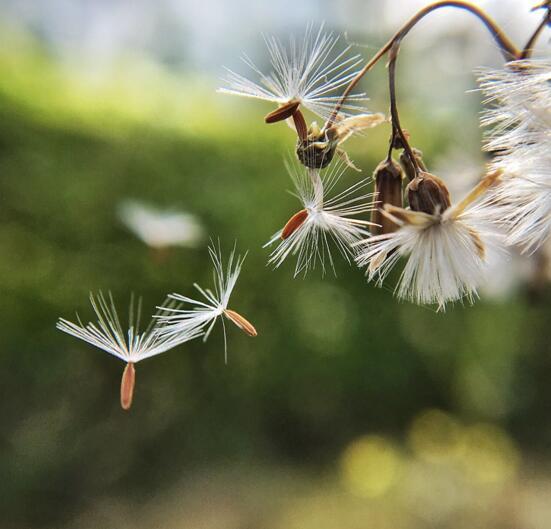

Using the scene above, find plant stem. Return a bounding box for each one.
[292,110,308,142]
[326,0,519,126]
[386,43,420,179]
[520,4,550,59]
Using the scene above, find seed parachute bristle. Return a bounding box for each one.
[218,23,371,123]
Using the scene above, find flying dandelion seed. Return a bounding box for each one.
[156,242,257,363]
[57,293,202,410]
[265,159,376,277]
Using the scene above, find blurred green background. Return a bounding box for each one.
[0,2,550,528]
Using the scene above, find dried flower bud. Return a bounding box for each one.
[371,159,404,235]
[296,114,385,170]
[391,128,411,150]
[399,148,427,181]
[407,172,451,215]
[296,127,336,169]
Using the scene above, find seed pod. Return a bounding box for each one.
[296,135,335,169]
[407,172,451,215]
[120,362,135,411]
[399,148,427,181]
[371,159,404,235]
[296,114,385,170]
[391,128,411,150]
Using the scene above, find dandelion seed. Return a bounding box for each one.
[218,23,370,124]
[356,171,503,310]
[478,59,551,253]
[156,242,257,363]
[265,159,376,276]
[57,293,201,410]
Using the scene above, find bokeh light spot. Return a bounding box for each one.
[340,435,401,498]
[458,423,520,485]
[408,408,463,463]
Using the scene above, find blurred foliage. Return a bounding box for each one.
[0,30,550,529]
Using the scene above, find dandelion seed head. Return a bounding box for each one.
[356,173,504,310]
[478,59,551,253]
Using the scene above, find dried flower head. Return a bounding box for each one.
[118,200,203,249]
[156,242,257,362]
[356,171,503,310]
[296,113,386,170]
[478,59,551,253]
[265,159,376,276]
[370,159,404,235]
[407,172,451,215]
[57,293,201,410]
[218,23,370,124]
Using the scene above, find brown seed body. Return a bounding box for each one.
[264,100,300,124]
[224,309,258,337]
[120,362,135,411]
[371,159,404,235]
[281,209,309,240]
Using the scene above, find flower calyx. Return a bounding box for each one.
[407,172,451,215]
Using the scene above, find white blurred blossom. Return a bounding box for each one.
[118,200,203,249]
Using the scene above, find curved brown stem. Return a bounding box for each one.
[386,43,421,180]
[326,0,519,126]
[521,5,550,59]
[292,110,308,142]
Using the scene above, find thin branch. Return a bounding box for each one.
[386,42,420,180]
[520,3,550,59]
[326,0,519,126]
